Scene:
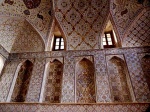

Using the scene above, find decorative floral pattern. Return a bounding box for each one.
[0,103,149,112]
[76,58,96,103]
[44,60,63,103]
[0,0,52,43]
[55,0,109,50]
[23,0,41,9]
[107,56,132,102]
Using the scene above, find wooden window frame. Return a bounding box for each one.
[53,36,64,51]
[103,31,115,48]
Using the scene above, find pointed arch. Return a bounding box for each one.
[76,58,96,103]
[11,19,45,53]
[107,56,132,102]
[44,59,63,103]
[101,14,122,48]
[11,60,33,102]
[123,8,145,39]
[46,18,67,51]
[25,19,45,48]
[122,8,149,47]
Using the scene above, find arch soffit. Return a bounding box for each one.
[123,8,146,40]
[0,14,46,48]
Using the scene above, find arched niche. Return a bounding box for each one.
[44,59,63,103]
[141,55,150,90]
[76,58,96,103]
[108,56,132,102]
[11,60,33,102]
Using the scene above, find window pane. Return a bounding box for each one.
[103,41,107,45]
[103,38,106,41]
[61,38,64,42]
[55,46,59,49]
[108,41,112,45]
[60,46,64,49]
[107,37,112,42]
[61,42,64,45]
[56,38,60,42]
[56,41,59,45]
[106,34,111,37]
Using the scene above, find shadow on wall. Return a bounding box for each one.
[141,55,150,91]
[108,56,132,102]
[11,60,33,102]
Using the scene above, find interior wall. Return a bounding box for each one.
[0,47,149,103]
[44,60,63,103]
[0,17,45,53]
[106,56,132,102]
[141,55,150,91]
[76,58,96,103]
[0,17,24,52]
[11,21,45,53]
[0,54,6,74]
[123,9,150,47]
[0,0,52,43]
[110,0,144,39]
[0,60,20,102]
[11,60,33,102]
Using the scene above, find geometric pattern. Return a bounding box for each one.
[44,60,63,103]
[107,56,132,102]
[0,60,20,102]
[0,17,24,52]
[123,9,150,47]
[26,58,46,102]
[110,0,143,39]
[61,53,75,103]
[0,17,45,53]
[11,20,45,53]
[141,55,150,91]
[0,103,149,112]
[94,51,111,102]
[55,0,109,50]
[125,52,150,102]
[76,58,96,103]
[1,47,150,103]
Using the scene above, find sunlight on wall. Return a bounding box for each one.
[0,56,4,74]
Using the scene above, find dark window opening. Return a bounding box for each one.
[103,31,115,48]
[53,36,64,51]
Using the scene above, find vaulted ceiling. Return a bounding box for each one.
[0,0,149,52]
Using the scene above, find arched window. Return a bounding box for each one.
[102,20,119,48]
[44,59,63,103]
[11,60,33,102]
[107,56,132,102]
[51,21,66,51]
[76,58,96,103]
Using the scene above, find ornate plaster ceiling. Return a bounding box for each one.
[0,0,52,44]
